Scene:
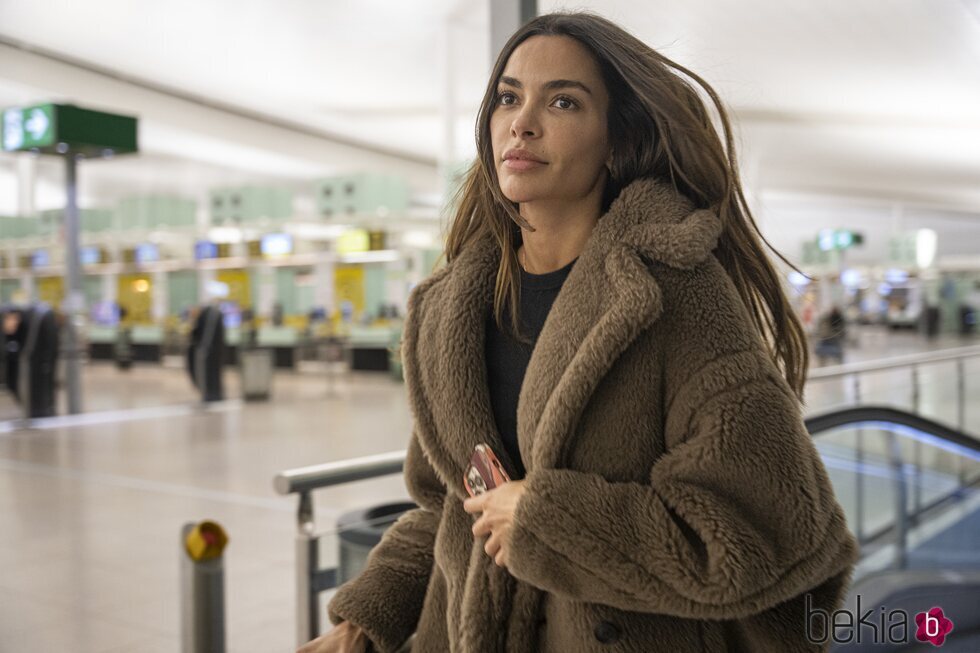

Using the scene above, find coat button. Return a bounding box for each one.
[593,620,621,644]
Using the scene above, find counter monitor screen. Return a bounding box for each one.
[220,301,242,328]
[80,246,101,266]
[90,301,119,326]
[135,243,159,264]
[195,241,218,260]
[261,233,293,257]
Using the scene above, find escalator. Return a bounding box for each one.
[805,406,980,652]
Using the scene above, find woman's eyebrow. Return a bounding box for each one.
[499,76,592,95]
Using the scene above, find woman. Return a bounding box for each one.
[301,10,858,653]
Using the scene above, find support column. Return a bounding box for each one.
[152,270,168,321]
[63,154,83,414]
[256,265,276,319]
[489,0,537,64]
[16,153,37,218]
[314,257,335,315]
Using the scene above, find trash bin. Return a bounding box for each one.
[336,501,416,585]
[239,347,273,401]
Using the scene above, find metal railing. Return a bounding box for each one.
[806,344,980,544]
[805,406,980,571]
[275,344,980,646]
[807,344,980,432]
[274,451,406,646]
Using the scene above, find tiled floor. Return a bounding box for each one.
[0,326,977,652]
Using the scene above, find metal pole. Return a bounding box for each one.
[181,522,227,653]
[957,359,966,486]
[296,491,319,647]
[19,309,35,421]
[490,0,537,63]
[956,359,965,430]
[911,366,921,518]
[887,434,908,570]
[853,374,864,542]
[63,153,83,414]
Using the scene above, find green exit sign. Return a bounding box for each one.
[2,104,55,150]
[2,103,137,156]
[816,228,864,252]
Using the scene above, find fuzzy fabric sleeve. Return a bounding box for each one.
[325,430,445,652]
[505,259,859,619]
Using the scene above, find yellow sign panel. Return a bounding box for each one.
[216,269,251,309]
[117,274,152,324]
[334,265,364,313]
[37,276,64,307]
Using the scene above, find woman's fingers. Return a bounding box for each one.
[494,547,508,568]
[295,621,369,653]
[472,513,491,537]
[485,529,504,559]
[351,629,369,653]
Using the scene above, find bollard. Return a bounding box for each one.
[180,520,229,653]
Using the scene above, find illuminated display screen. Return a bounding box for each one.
[80,246,101,265]
[195,241,218,260]
[135,243,159,264]
[260,233,293,257]
[336,229,370,254]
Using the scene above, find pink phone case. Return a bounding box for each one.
[463,443,511,497]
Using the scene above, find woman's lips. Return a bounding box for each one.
[503,159,546,171]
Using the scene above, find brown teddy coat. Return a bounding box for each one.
[327,176,860,652]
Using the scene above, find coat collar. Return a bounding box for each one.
[409,176,723,496]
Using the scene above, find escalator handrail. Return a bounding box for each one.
[805,405,980,454]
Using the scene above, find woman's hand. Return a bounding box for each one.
[296,620,372,653]
[462,479,528,568]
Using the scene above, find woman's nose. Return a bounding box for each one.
[511,107,539,139]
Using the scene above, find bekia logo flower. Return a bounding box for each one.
[915,607,954,646]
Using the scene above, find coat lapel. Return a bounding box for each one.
[408,231,509,494]
[409,176,723,493]
[516,239,664,471]
[518,177,722,472]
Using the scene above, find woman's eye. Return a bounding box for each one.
[554,96,577,110]
[495,92,576,110]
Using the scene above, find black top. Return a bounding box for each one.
[484,256,578,479]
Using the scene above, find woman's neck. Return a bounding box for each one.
[517,197,601,274]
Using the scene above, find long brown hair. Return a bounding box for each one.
[441,10,810,399]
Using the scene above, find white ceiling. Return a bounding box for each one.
[0,0,978,212]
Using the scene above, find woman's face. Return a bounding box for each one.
[490,35,612,206]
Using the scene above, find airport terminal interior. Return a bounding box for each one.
[0,1,979,651]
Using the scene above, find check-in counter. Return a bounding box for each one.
[348,326,399,372]
[87,325,164,362]
[87,325,115,360]
[257,326,300,369]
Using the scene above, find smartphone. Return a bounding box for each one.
[463,443,511,497]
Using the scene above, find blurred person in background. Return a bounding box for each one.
[815,305,846,366]
[2,303,59,418]
[301,10,857,653]
[186,295,226,402]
